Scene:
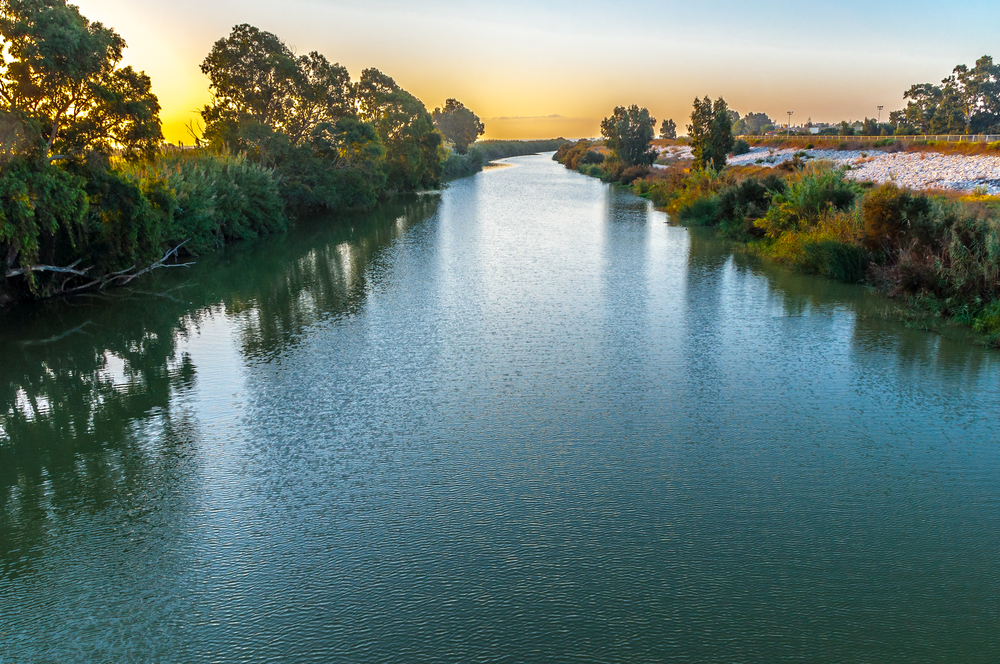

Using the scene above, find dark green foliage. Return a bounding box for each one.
[0,0,162,159]
[688,96,734,171]
[200,24,352,147]
[659,118,676,140]
[600,105,656,167]
[677,195,720,225]
[860,183,933,250]
[123,150,286,255]
[801,240,871,283]
[902,56,1000,134]
[199,26,392,208]
[715,175,785,228]
[356,68,443,191]
[475,139,566,161]
[738,112,774,136]
[432,99,484,154]
[442,148,484,179]
[731,138,751,155]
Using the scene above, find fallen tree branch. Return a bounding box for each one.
[6,259,89,278]
[100,240,194,288]
[4,240,195,298]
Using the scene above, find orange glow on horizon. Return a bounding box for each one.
[70,0,998,146]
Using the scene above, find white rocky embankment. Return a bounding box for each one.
[653,144,1000,194]
[728,147,1000,194]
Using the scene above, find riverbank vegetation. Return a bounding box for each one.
[559,97,1000,345]
[0,1,564,305]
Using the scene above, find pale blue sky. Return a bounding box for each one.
[75,0,999,140]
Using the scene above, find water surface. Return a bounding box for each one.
[2,154,999,662]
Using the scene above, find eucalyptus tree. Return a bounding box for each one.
[432,99,484,154]
[355,68,443,190]
[600,105,657,167]
[200,24,353,148]
[688,96,734,171]
[659,118,677,140]
[0,0,162,159]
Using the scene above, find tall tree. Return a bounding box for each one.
[709,97,735,171]
[432,99,484,154]
[355,68,442,190]
[900,56,1000,135]
[688,96,734,171]
[741,112,774,136]
[0,0,162,159]
[200,24,352,147]
[600,105,656,167]
[659,118,677,140]
[688,96,715,170]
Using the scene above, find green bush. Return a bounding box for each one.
[122,151,287,255]
[442,148,484,179]
[973,300,1000,340]
[731,139,751,155]
[860,183,932,250]
[678,195,720,225]
[801,240,871,283]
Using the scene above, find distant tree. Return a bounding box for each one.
[659,118,677,140]
[839,120,855,136]
[861,117,879,136]
[432,99,484,154]
[688,96,734,171]
[688,96,714,170]
[600,105,656,167]
[745,112,773,135]
[0,0,162,159]
[929,87,967,134]
[709,98,735,170]
[953,56,1000,133]
[899,56,1000,135]
[200,24,352,147]
[355,68,442,190]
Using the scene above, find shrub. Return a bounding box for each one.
[619,165,650,185]
[122,151,287,255]
[678,195,720,225]
[973,300,1000,341]
[731,139,751,156]
[860,183,932,251]
[801,240,871,283]
[757,166,857,236]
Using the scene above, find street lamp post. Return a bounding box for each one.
[787,111,793,137]
[877,105,884,125]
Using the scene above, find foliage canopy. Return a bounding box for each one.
[0,0,162,159]
[600,105,656,167]
[432,99,484,154]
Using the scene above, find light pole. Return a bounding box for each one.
[787,111,793,137]
[877,105,884,124]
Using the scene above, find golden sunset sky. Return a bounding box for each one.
[75,0,998,144]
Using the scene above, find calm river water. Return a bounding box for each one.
[2,154,1000,662]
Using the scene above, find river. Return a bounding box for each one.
[2,153,999,662]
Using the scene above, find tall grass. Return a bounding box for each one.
[120,150,287,255]
[634,161,1000,343]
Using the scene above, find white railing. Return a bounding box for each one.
[742,134,1000,143]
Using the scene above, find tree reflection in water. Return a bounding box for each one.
[0,194,440,577]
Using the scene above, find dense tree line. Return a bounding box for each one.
[0,0,547,305]
[892,56,1000,135]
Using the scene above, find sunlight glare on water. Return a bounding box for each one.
[2,154,1000,662]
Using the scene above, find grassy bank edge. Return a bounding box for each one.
[556,147,1000,348]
